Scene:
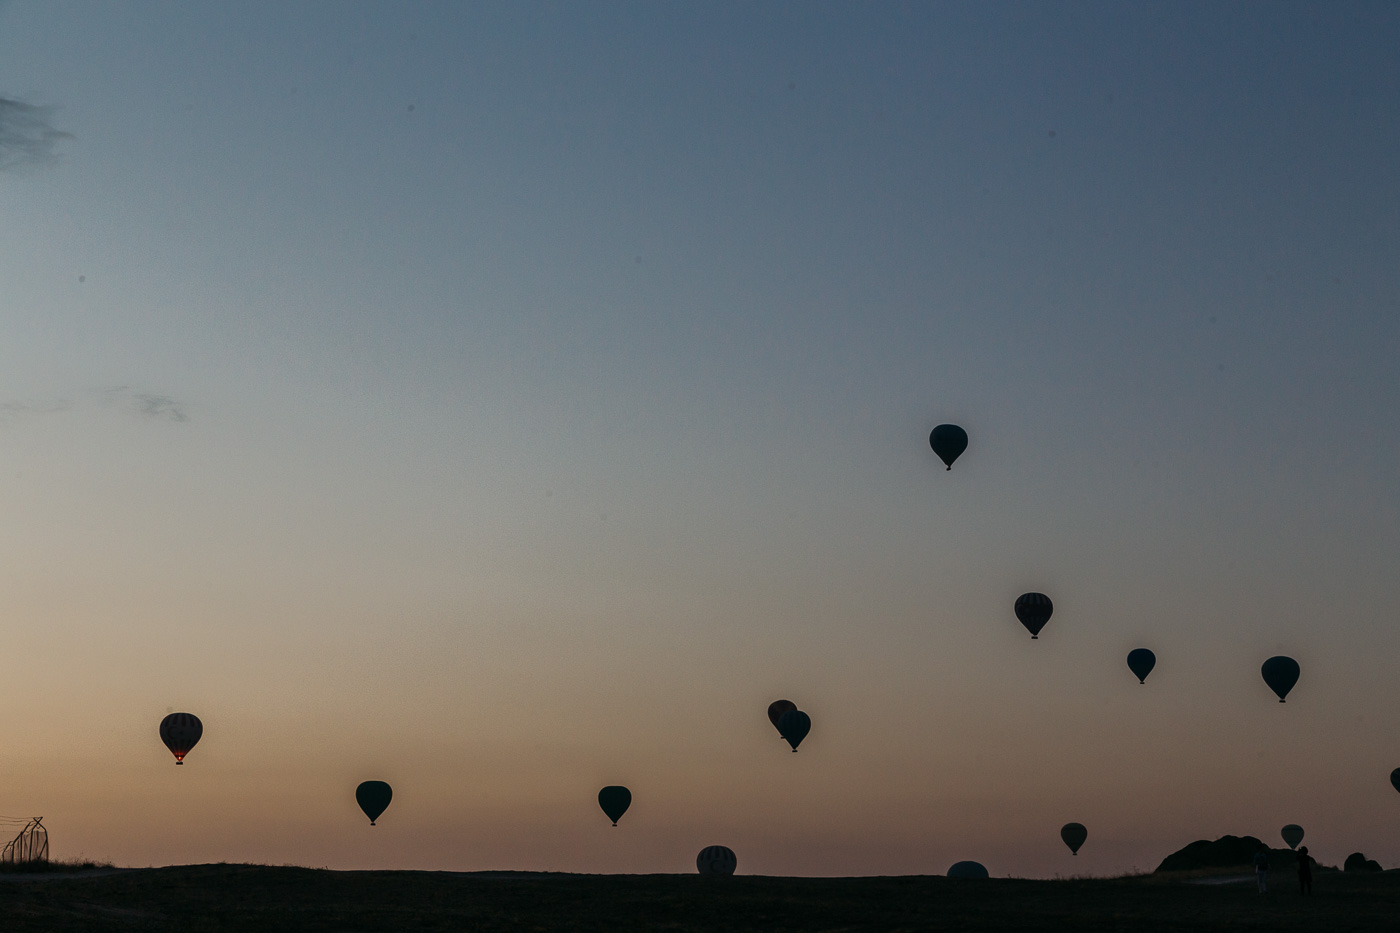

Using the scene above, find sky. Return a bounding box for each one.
[1,0,1398,878]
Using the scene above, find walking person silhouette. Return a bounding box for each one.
[1254,843,1270,893]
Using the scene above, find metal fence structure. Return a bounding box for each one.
[1,817,48,864]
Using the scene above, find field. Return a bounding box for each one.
[3,864,1400,932]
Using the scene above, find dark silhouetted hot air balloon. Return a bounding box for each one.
[598,786,631,826]
[929,424,968,470]
[1281,825,1304,850]
[1126,648,1156,684]
[1390,769,1400,794]
[159,712,202,765]
[1014,593,1053,639]
[1261,656,1300,702]
[1061,822,1087,855]
[696,845,737,875]
[356,781,392,825]
[947,860,989,879]
[767,700,796,733]
[777,709,811,752]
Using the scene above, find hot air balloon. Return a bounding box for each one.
[356,781,392,825]
[598,786,631,826]
[1126,648,1156,684]
[1281,825,1304,850]
[1390,768,1400,794]
[1261,656,1300,702]
[777,709,811,751]
[929,424,969,470]
[947,860,989,879]
[1061,822,1087,855]
[1014,593,1053,639]
[767,700,797,734]
[696,845,737,875]
[159,712,203,765]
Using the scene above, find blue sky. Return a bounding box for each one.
[1,0,1398,876]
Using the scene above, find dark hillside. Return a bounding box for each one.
[1155,835,1323,873]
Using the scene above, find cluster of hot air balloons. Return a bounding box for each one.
[949,827,1088,874]
[766,699,811,752]
[593,788,736,873]
[925,422,1398,875]
[127,417,1378,879]
[159,712,402,827]
[570,703,818,861]
[156,713,739,870]
[931,425,1306,702]
[1006,592,1295,699]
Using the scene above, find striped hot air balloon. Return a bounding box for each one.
[159,712,203,765]
[1014,593,1053,639]
[696,845,737,875]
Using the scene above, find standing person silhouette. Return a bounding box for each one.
[1254,843,1270,893]
[1296,845,1313,895]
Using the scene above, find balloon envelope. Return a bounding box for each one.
[929,424,969,470]
[159,712,203,765]
[947,860,989,879]
[1261,656,1300,702]
[598,785,631,825]
[1014,593,1053,638]
[1061,822,1087,855]
[767,699,797,731]
[777,709,811,751]
[1126,648,1156,683]
[696,845,737,875]
[1281,825,1304,850]
[356,781,392,825]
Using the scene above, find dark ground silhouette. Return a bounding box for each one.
[4,863,1400,932]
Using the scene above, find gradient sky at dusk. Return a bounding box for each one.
[1,1,1398,877]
